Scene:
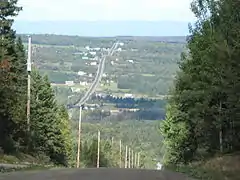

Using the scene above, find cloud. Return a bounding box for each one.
[16,0,195,21]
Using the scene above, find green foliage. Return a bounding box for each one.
[81,138,111,167]
[0,0,26,153]
[0,0,74,167]
[19,34,186,96]
[73,120,164,168]
[29,71,74,166]
[161,0,240,168]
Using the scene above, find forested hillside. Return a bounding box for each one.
[17,34,185,96]
[0,1,162,170]
[160,0,240,179]
[0,1,74,167]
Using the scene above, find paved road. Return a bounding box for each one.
[77,42,118,105]
[0,168,194,180]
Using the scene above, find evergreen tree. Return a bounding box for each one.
[161,0,240,165]
[0,0,26,153]
[30,71,74,166]
[55,105,75,166]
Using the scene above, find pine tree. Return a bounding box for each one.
[54,105,75,166]
[30,71,73,165]
[0,0,26,153]
[161,0,240,165]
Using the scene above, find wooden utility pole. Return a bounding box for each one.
[119,140,122,168]
[27,36,32,133]
[76,106,82,168]
[219,101,223,153]
[137,152,140,168]
[97,130,100,168]
[111,137,114,156]
[111,137,114,147]
[131,150,134,168]
[128,148,131,168]
[124,145,128,168]
[133,153,137,168]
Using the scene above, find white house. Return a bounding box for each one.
[93,47,101,51]
[82,56,89,60]
[77,71,86,76]
[90,62,97,66]
[127,59,134,63]
[124,93,134,98]
[89,51,97,55]
[65,81,74,86]
[71,87,81,92]
[80,81,88,86]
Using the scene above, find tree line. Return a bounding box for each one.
[0,1,74,166]
[161,0,240,165]
[91,95,167,109]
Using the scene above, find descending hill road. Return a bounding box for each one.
[0,168,194,180]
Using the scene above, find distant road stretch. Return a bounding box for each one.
[76,42,118,105]
[0,168,194,180]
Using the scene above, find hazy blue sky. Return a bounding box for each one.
[17,0,195,21]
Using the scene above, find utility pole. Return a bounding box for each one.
[119,140,122,168]
[134,153,137,168]
[97,130,100,168]
[137,152,140,168]
[128,147,131,168]
[111,137,114,148]
[111,137,114,157]
[27,36,32,133]
[76,105,83,168]
[131,149,134,168]
[124,145,128,168]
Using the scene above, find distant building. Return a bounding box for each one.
[127,60,134,63]
[102,73,107,77]
[90,62,97,66]
[74,52,83,55]
[82,56,89,60]
[80,81,88,86]
[93,47,101,51]
[77,71,86,76]
[71,87,81,92]
[124,93,134,98]
[65,81,74,86]
[117,48,122,51]
[89,51,97,55]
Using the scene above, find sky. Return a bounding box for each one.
[16,0,195,22]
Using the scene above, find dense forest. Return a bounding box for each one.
[161,0,240,179]
[0,1,75,167]
[91,95,167,109]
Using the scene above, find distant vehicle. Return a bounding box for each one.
[156,162,163,170]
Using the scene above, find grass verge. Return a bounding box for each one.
[167,153,240,180]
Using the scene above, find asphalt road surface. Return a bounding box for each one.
[0,168,194,180]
